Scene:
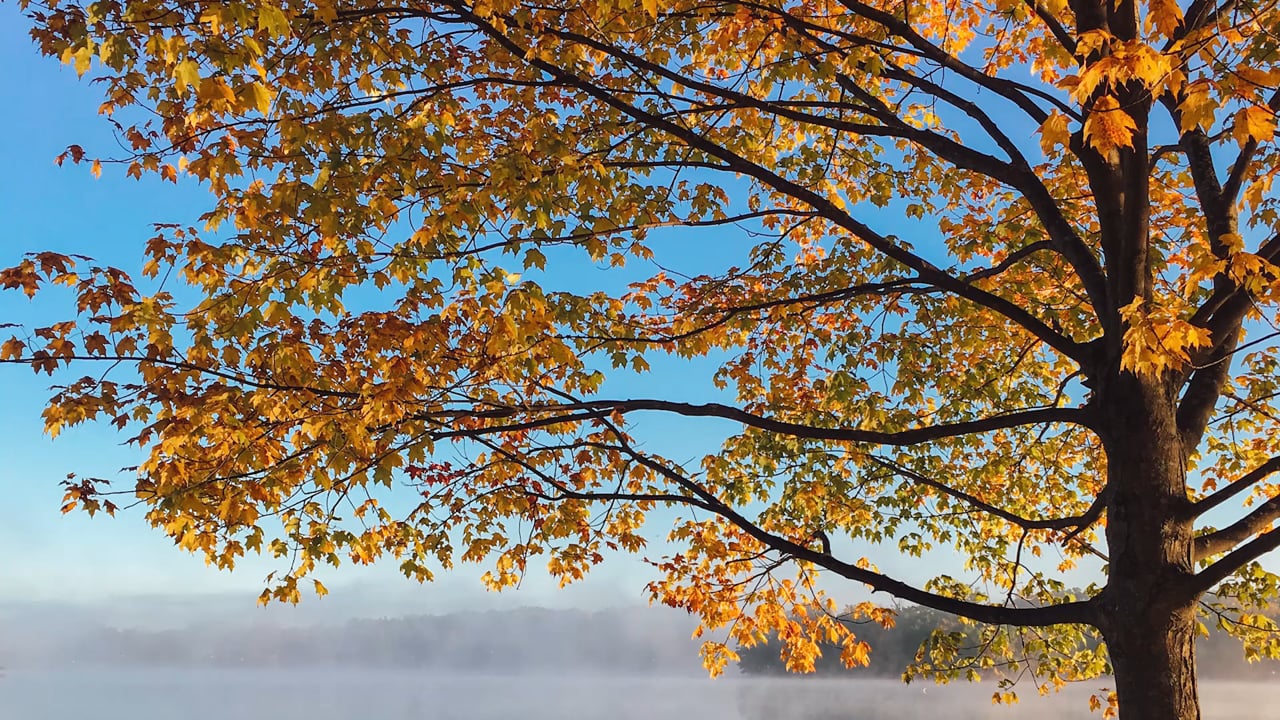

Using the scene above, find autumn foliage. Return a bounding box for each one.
[7,0,1280,716]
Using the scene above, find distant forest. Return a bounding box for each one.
[737,605,1280,681]
[8,606,705,674]
[5,604,1277,680]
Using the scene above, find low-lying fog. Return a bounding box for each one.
[3,672,1278,719]
[3,597,1277,719]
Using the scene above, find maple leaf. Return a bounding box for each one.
[1084,95,1137,161]
[1147,0,1184,38]
[1177,81,1217,133]
[1038,111,1072,155]
[173,60,201,92]
[1233,106,1277,147]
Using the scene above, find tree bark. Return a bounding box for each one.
[1103,601,1201,720]
[1095,372,1201,719]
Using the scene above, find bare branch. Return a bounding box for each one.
[508,399,1091,446]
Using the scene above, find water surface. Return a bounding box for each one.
[2,671,1275,719]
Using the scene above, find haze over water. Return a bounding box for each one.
[3,672,1277,720]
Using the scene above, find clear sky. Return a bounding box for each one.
[0,6,299,606]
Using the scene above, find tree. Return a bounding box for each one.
[5,0,1280,716]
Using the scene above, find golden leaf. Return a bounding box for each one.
[1038,111,1072,155]
[1147,0,1184,37]
[1233,106,1277,147]
[1177,81,1217,133]
[174,59,201,92]
[1084,95,1137,162]
[257,5,292,38]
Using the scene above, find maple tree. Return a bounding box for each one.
[6,0,1280,715]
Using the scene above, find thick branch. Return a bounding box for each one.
[1191,457,1280,516]
[611,434,1095,627]
[830,61,1107,314]
[1176,325,1242,456]
[1179,236,1280,453]
[520,399,1091,446]
[1193,455,1280,560]
[1190,525,1280,596]
[1195,489,1280,561]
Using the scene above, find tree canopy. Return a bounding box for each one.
[7,0,1280,716]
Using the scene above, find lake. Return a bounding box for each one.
[2,671,1277,719]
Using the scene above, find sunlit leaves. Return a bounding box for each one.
[11,0,1280,709]
[1084,95,1137,163]
[1038,111,1072,155]
[1118,299,1213,376]
[1234,106,1278,148]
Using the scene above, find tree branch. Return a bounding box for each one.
[467,21,1091,361]
[1192,456,1280,512]
[833,0,1058,124]
[870,457,1107,532]
[566,241,1054,347]
[1024,0,1078,54]
[1222,89,1280,204]
[602,428,1095,627]
[1195,488,1280,561]
[514,399,1091,446]
[1190,525,1280,596]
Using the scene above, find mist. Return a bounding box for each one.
[3,593,1279,719]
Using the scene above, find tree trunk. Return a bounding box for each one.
[1103,602,1201,720]
[1097,374,1201,720]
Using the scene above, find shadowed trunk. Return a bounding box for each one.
[1105,603,1200,720]
[1098,374,1201,720]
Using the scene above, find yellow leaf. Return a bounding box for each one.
[258,5,292,38]
[1177,81,1217,133]
[1119,298,1213,376]
[1147,0,1184,37]
[64,45,94,76]
[1233,106,1276,147]
[174,59,201,92]
[197,77,237,108]
[1084,95,1137,162]
[1038,111,1071,154]
[245,82,273,115]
